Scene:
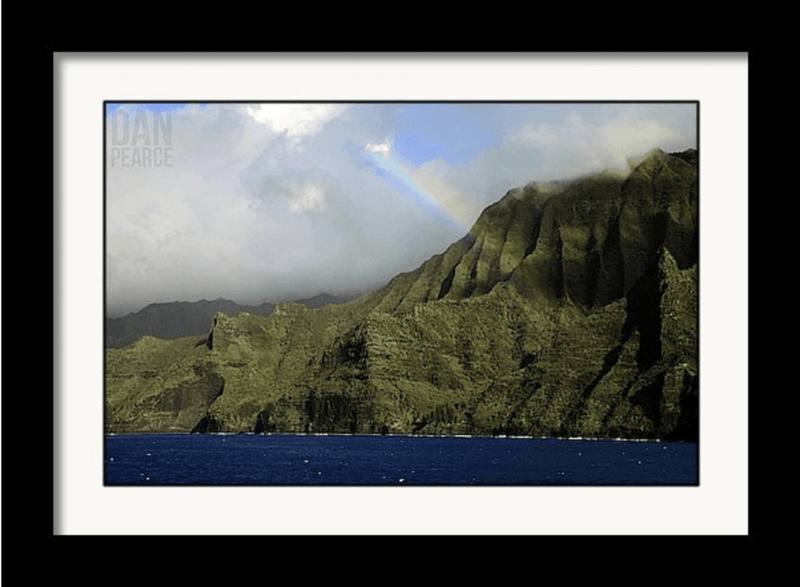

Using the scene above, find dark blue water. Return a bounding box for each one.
[104,434,698,486]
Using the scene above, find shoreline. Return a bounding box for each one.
[105,431,692,443]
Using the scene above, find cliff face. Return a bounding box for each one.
[105,149,698,440]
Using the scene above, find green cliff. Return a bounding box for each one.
[105,148,699,440]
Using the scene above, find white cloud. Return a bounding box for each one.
[245,104,349,139]
[599,120,678,158]
[287,182,327,213]
[365,139,391,157]
[506,108,692,179]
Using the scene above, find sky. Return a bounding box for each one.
[105,102,697,316]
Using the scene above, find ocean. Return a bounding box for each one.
[104,433,698,486]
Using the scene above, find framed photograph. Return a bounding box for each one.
[54,53,749,536]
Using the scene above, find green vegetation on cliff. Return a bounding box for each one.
[105,148,699,440]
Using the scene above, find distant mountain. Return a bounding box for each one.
[292,293,349,309]
[106,149,698,441]
[105,298,276,348]
[105,293,354,348]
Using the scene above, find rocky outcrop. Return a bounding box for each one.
[106,149,699,440]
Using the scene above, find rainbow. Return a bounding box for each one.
[365,146,471,233]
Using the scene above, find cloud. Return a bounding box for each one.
[506,106,694,180]
[365,139,391,157]
[245,103,349,139]
[598,120,679,158]
[286,182,327,213]
[105,103,467,314]
[105,103,697,315]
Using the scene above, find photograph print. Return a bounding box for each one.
[104,101,699,486]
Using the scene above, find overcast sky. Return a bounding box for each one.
[105,102,697,315]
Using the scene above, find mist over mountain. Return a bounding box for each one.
[106,149,698,441]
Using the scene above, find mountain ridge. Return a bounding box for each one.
[105,293,354,348]
[106,149,699,440]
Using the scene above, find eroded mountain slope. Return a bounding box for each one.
[105,148,698,440]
